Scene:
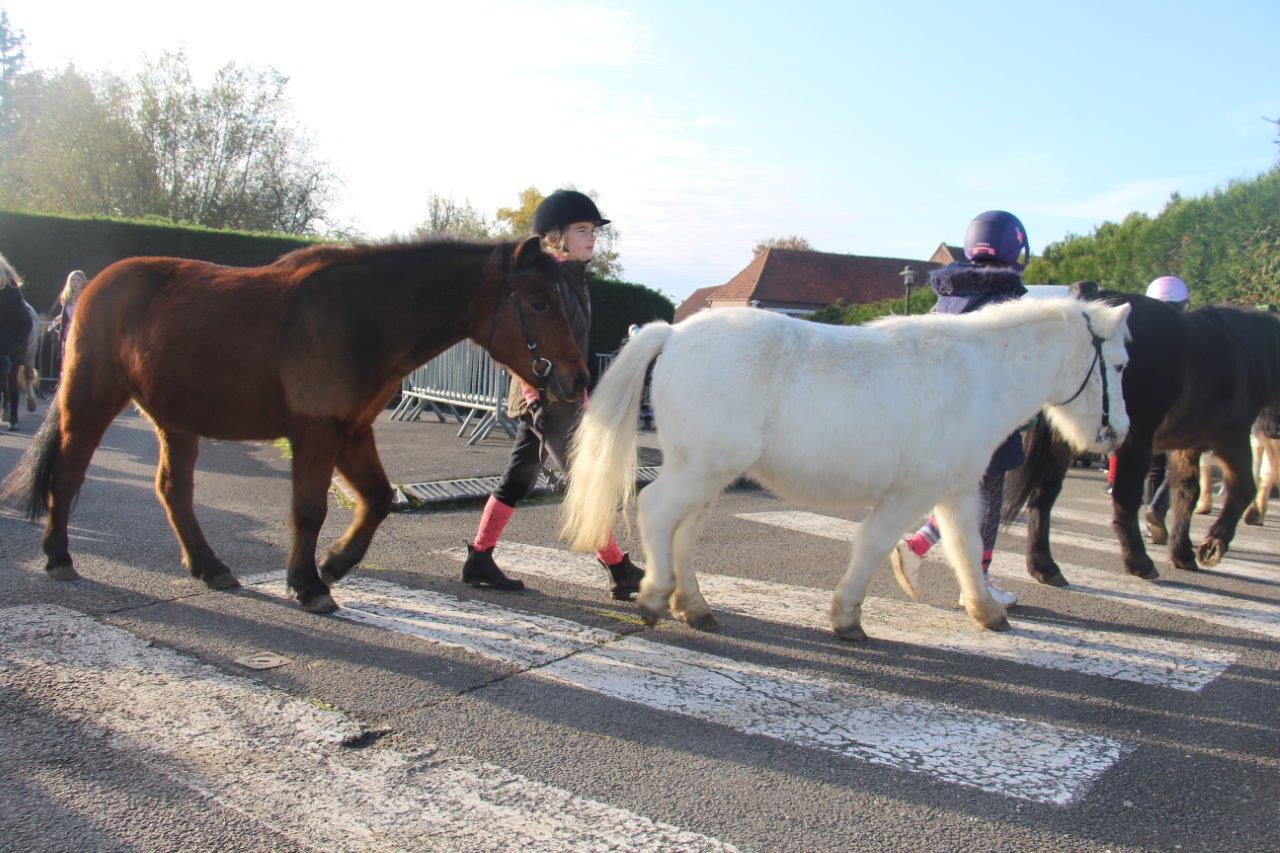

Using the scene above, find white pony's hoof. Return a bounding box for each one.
[833,623,868,642]
[986,616,1012,632]
[683,610,719,632]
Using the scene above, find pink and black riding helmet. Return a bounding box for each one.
[964,210,1031,270]
[1146,275,1190,310]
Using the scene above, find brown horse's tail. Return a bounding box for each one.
[0,394,61,521]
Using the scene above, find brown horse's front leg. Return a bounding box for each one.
[287,422,342,613]
[319,427,395,586]
[1167,449,1202,571]
[1198,434,1256,567]
[153,427,238,590]
[1111,438,1159,579]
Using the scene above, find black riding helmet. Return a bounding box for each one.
[532,190,610,236]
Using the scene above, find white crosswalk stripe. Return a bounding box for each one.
[0,603,733,852]
[1039,506,1280,563]
[737,510,1280,640]
[243,573,1124,804]
[445,542,1234,692]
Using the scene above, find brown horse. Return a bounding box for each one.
[1,237,588,612]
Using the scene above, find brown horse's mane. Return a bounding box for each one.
[271,237,512,277]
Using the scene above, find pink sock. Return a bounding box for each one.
[906,532,931,558]
[981,550,994,575]
[473,497,515,550]
[596,536,624,566]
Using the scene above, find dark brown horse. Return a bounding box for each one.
[1,237,588,612]
[1006,283,1280,583]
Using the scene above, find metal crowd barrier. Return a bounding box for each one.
[392,340,517,445]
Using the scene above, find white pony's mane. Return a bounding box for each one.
[868,296,1081,333]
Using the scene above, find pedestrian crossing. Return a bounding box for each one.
[736,510,1280,640]
[439,542,1233,692]
[11,499,1278,842]
[240,570,1124,805]
[1042,505,1279,563]
[0,603,732,852]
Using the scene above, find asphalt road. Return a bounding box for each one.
[2,404,1279,852]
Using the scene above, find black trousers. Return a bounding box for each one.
[0,346,21,424]
[492,401,580,507]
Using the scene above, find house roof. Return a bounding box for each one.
[673,285,720,323]
[712,248,941,308]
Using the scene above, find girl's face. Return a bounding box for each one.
[562,221,597,262]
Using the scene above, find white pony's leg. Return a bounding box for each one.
[933,492,1010,631]
[635,465,729,627]
[830,493,931,641]
[1196,454,1215,514]
[669,506,715,631]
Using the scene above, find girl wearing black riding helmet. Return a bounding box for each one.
[890,210,1030,609]
[460,189,644,597]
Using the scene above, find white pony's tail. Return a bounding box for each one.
[561,322,673,552]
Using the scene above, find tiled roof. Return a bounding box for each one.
[673,285,720,323]
[714,248,941,307]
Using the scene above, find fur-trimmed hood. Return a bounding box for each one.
[929,262,1027,298]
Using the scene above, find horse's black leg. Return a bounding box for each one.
[1198,433,1256,567]
[1167,449,1202,571]
[153,427,239,590]
[1111,435,1160,579]
[1024,437,1072,586]
[287,421,341,613]
[318,427,394,586]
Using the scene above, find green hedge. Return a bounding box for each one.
[1024,167,1280,305]
[0,209,318,312]
[807,288,938,325]
[587,274,675,372]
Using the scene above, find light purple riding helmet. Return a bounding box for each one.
[1146,275,1190,310]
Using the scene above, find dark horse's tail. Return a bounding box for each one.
[1002,414,1072,525]
[0,394,62,521]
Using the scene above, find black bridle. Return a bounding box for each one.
[1055,312,1117,445]
[486,272,572,400]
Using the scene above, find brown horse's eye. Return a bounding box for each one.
[530,300,550,314]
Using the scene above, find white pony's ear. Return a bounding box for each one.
[1091,302,1132,339]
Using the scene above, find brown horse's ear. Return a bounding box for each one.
[1069,281,1100,301]
[512,235,545,272]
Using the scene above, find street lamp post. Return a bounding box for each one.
[899,265,916,315]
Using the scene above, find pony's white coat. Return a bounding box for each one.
[562,297,1132,636]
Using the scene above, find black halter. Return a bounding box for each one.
[486,272,569,400]
[1055,312,1116,445]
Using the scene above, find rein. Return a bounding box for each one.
[1054,312,1116,445]
[485,271,569,400]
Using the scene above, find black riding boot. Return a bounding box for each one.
[462,543,525,591]
[601,553,644,600]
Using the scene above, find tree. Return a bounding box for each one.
[495,185,624,278]
[753,235,813,255]
[412,193,492,239]
[0,8,25,142]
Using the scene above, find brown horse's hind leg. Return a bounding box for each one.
[1198,435,1255,567]
[43,383,130,580]
[286,421,342,613]
[153,427,239,590]
[318,427,394,587]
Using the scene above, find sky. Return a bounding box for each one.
[6,0,1280,302]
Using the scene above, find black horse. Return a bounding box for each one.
[1005,283,1280,584]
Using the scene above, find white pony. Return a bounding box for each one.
[561,297,1132,639]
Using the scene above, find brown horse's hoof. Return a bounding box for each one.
[1170,556,1199,573]
[1243,507,1263,526]
[1125,558,1160,580]
[26,398,36,413]
[204,572,242,591]
[833,624,868,642]
[1197,539,1226,568]
[1035,571,1070,587]
[1194,504,1212,515]
[300,594,340,614]
[46,563,79,582]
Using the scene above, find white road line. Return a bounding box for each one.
[1036,506,1280,562]
[0,603,733,853]
[445,543,1234,692]
[737,510,1280,641]
[244,576,1123,804]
